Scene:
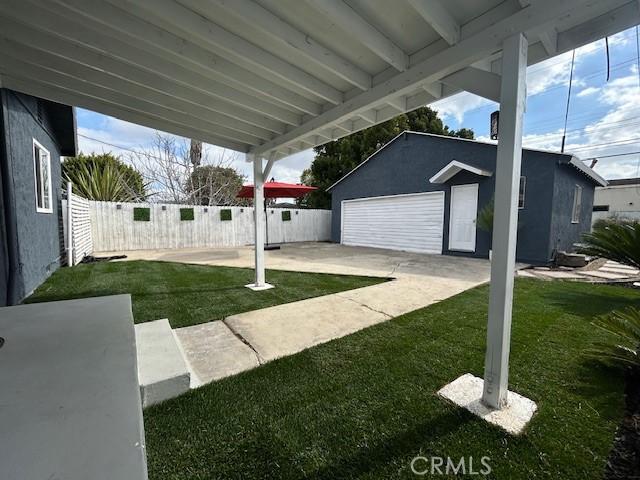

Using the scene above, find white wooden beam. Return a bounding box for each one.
[209,0,371,90]
[57,0,322,116]
[262,152,277,182]
[441,67,501,103]
[407,0,461,45]
[538,28,558,56]
[1,3,304,127]
[0,38,277,141]
[422,83,442,99]
[482,32,528,409]
[358,110,377,124]
[253,0,591,156]
[305,0,409,72]
[0,55,264,146]
[386,96,407,112]
[2,74,249,152]
[128,0,344,105]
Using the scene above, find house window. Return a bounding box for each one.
[33,140,52,213]
[518,176,526,209]
[571,185,582,223]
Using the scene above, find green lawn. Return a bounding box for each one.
[143,279,638,479]
[26,260,385,328]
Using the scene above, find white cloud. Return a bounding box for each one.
[576,86,600,97]
[431,92,495,124]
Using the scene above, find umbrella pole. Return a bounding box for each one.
[264,198,269,246]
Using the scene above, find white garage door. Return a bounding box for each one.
[341,192,444,254]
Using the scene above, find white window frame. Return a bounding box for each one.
[571,184,582,224]
[518,176,526,209]
[33,139,53,214]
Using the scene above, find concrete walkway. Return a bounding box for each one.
[103,243,492,387]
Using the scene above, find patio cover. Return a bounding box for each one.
[0,0,636,411]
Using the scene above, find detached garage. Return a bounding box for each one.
[328,131,606,265]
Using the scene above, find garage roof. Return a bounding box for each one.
[327,131,607,190]
[0,0,636,161]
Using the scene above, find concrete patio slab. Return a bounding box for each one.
[174,321,260,386]
[135,319,190,407]
[438,373,537,435]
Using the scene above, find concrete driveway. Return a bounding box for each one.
[106,243,492,386]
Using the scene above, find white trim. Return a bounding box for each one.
[448,183,478,252]
[429,160,492,184]
[33,138,53,214]
[568,157,607,187]
[571,184,582,224]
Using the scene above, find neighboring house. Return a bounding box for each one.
[0,88,76,306]
[592,177,640,224]
[328,131,606,265]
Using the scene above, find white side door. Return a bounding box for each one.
[449,184,479,252]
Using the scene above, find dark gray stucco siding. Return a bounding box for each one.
[330,133,564,264]
[548,162,595,255]
[3,91,63,303]
[0,96,8,306]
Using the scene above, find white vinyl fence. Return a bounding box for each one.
[62,190,94,265]
[90,201,331,252]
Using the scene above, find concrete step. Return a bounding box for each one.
[135,319,191,407]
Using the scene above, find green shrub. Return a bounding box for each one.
[180,208,194,221]
[133,207,150,222]
[220,209,232,221]
[282,211,291,221]
[578,220,640,269]
[587,307,640,367]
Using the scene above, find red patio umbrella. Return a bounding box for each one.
[237,179,317,249]
[237,180,317,198]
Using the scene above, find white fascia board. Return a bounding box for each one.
[429,160,493,184]
[569,157,608,187]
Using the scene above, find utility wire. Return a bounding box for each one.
[560,50,576,153]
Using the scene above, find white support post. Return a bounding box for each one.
[66,181,74,266]
[245,154,274,291]
[482,33,528,409]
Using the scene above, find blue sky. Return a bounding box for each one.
[76,26,640,185]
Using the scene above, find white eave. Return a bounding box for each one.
[0,0,635,161]
[429,160,493,184]
[568,157,608,187]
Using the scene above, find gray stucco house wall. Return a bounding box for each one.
[329,132,604,265]
[0,89,76,306]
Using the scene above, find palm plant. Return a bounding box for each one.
[64,160,139,202]
[577,220,640,269]
[587,307,640,366]
[578,220,640,366]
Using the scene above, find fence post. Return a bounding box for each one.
[66,181,74,266]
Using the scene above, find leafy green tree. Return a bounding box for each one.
[62,153,146,201]
[186,165,245,206]
[300,107,474,209]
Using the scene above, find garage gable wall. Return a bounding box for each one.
[330,133,559,264]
